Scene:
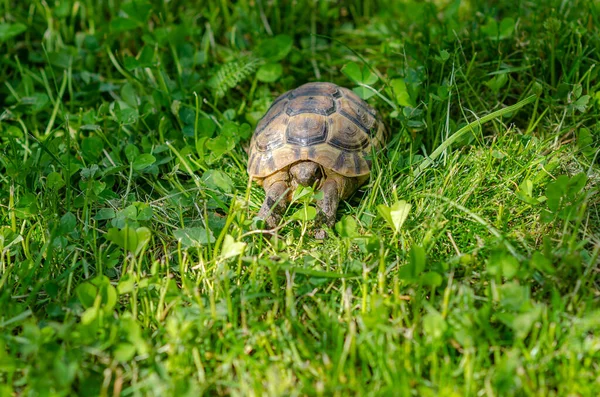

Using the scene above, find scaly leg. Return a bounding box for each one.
[257,171,290,229]
[314,177,341,239]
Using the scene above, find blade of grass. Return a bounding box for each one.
[412,94,537,180]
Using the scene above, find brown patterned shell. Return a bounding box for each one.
[247,82,387,179]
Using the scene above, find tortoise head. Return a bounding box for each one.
[289,161,323,188]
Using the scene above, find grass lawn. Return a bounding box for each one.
[1,0,599,395]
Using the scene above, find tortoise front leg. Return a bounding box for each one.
[314,177,341,239]
[258,171,290,229]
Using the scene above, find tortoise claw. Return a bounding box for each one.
[313,228,328,240]
[257,176,289,230]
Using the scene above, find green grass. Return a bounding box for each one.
[1,0,599,395]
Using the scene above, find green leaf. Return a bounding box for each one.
[134,227,151,254]
[419,271,443,287]
[3,125,23,138]
[120,205,138,221]
[390,78,414,107]
[404,245,426,280]
[132,153,156,171]
[342,62,363,82]
[292,185,316,202]
[256,63,283,83]
[201,169,234,193]
[577,128,595,158]
[520,179,533,197]
[81,136,104,162]
[220,235,246,260]
[573,84,583,99]
[46,172,65,190]
[173,227,215,248]
[81,307,99,324]
[572,95,590,113]
[566,173,588,199]
[106,226,151,255]
[121,0,153,22]
[499,282,530,311]
[124,144,140,163]
[0,23,27,43]
[205,135,235,164]
[115,107,139,124]
[422,308,447,340]
[110,17,139,33]
[89,180,106,196]
[75,283,97,309]
[499,17,515,39]
[120,316,149,355]
[516,179,540,205]
[75,276,118,321]
[492,350,521,393]
[44,282,59,299]
[114,343,137,362]
[341,62,378,85]
[121,83,139,108]
[59,212,76,235]
[97,279,118,312]
[481,17,515,40]
[530,251,555,274]
[15,193,39,218]
[544,173,587,217]
[485,73,508,94]
[377,200,411,233]
[257,34,293,61]
[487,250,519,279]
[353,86,376,100]
[134,202,153,221]
[94,208,116,221]
[545,175,569,212]
[335,215,359,238]
[290,206,317,221]
[511,305,542,340]
[198,117,217,138]
[23,93,50,112]
[78,276,118,313]
[117,275,135,294]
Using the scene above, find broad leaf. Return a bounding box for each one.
[220,235,246,260]
[132,153,156,171]
[174,227,215,248]
[106,226,151,255]
[377,200,411,233]
[335,215,359,238]
[0,23,27,43]
[257,34,293,61]
[390,78,414,107]
[290,206,317,221]
[341,62,378,85]
[257,63,283,83]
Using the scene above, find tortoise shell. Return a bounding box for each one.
[247,82,387,179]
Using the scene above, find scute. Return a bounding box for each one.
[286,96,336,117]
[339,87,377,117]
[338,97,375,134]
[255,94,289,134]
[290,82,340,98]
[286,114,328,146]
[248,82,386,179]
[327,113,369,151]
[254,113,288,152]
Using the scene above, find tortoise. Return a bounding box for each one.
[247,82,387,237]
